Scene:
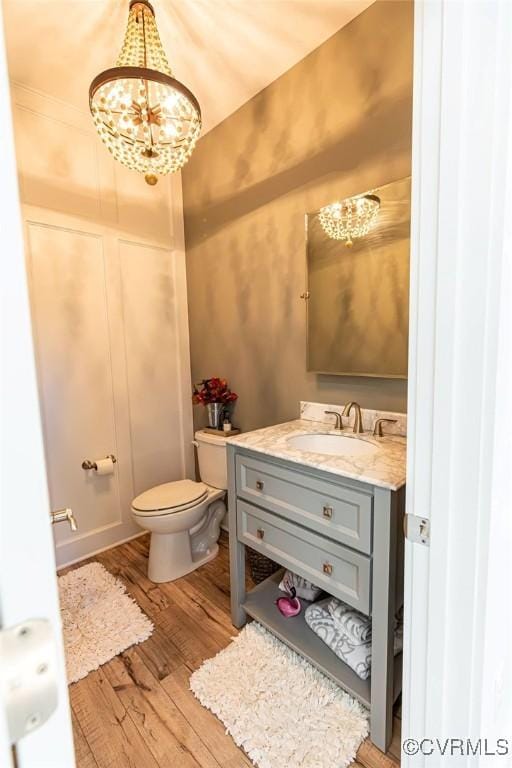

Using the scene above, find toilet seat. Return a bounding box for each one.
[132,479,209,517]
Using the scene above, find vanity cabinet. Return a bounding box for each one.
[228,444,405,753]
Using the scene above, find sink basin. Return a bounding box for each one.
[287,433,379,457]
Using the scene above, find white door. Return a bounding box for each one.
[0,3,76,763]
[402,1,512,764]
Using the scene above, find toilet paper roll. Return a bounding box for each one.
[95,457,115,476]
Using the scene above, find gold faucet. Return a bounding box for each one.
[342,402,364,434]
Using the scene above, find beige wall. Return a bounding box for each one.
[183,0,413,432]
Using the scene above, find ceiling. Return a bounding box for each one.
[3,0,373,133]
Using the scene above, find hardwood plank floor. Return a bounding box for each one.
[62,534,401,768]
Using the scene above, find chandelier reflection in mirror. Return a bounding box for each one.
[89,0,201,185]
[318,193,380,248]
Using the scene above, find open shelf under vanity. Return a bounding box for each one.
[243,569,402,710]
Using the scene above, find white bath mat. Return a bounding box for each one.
[190,622,369,768]
[58,562,153,684]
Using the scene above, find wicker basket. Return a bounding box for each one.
[246,547,281,584]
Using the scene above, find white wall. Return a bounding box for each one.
[10,82,194,567]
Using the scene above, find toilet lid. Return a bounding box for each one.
[132,480,208,513]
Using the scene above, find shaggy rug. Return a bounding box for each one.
[190,622,369,768]
[58,562,153,684]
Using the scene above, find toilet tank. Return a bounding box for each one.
[195,430,228,489]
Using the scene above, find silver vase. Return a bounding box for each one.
[206,402,224,429]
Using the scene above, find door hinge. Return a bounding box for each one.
[0,619,59,744]
[404,514,430,546]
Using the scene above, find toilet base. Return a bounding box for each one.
[148,531,220,583]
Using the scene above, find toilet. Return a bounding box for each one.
[131,430,228,583]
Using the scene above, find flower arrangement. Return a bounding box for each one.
[192,377,238,406]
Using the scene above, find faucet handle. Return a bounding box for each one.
[373,418,398,437]
[324,410,343,430]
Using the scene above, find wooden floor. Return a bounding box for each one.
[62,533,401,768]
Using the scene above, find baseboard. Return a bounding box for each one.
[57,531,146,572]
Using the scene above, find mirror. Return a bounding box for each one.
[305,176,410,378]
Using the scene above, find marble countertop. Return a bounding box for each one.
[227,419,407,491]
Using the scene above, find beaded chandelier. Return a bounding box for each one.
[318,194,380,247]
[89,0,201,185]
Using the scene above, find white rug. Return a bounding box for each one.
[58,562,153,684]
[190,622,369,768]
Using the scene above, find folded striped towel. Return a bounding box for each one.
[327,598,372,645]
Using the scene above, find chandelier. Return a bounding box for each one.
[89,0,201,185]
[318,193,380,247]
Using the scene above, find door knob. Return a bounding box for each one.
[50,508,77,532]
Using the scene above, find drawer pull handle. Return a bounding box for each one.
[256,480,264,491]
[257,528,265,539]
[323,562,333,575]
[323,505,333,519]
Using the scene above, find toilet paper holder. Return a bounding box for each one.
[81,454,117,471]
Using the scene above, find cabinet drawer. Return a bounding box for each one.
[236,453,373,554]
[238,500,371,614]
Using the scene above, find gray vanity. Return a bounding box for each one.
[227,407,406,752]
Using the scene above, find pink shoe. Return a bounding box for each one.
[275,585,302,617]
